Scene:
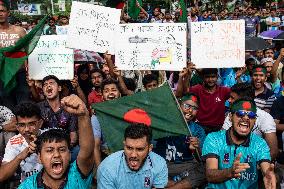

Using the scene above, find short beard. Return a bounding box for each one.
[125,154,148,172]
[232,127,249,140]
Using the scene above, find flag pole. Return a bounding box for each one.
[166,81,202,162]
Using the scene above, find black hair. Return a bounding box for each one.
[36,129,70,153]
[42,75,61,86]
[142,74,158,87]
[123,77,137,92]
[14,102,42,121]
[90,68,105,79]
[245,57,256,65]
[201,68,218,76]
[231,83,254,100]
[59,15,68,19]
[124,123,152,144]
[101,78,121,92]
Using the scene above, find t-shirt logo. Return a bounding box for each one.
[215,97,221,102]
[223,153,230,164]
[144,177,151,187]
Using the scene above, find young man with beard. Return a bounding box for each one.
[37,75,78,161]
[243,6,260,37]
[222,83,278,160]
[88,69,105,105]
[97,123,168,189]
[18,94,94,189]
[92,78,121,167]
[176,67,231,134]
[202,99,276,188]
[0,102,43,182]
[252,65,276,112]
[154,93,206,189]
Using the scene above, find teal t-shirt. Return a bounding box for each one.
[18,161,93,189]
[202,130,271,189]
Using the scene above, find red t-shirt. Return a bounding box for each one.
[88,90,103,105]
[189,84,231,127]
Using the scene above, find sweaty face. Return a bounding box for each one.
[102,84,121,101]
[231,111,256,138]
[124,136,152,171]
[39,141,70,180]
[91,72,103,87]
[0,5,9,23]
[180,99,198,121]
[16,116,42,142]
[203,74,217,88]
[144,80,158,90]
[252,72,266,89]
[43,79,61,100]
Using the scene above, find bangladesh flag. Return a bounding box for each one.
[93,84,189,152]
[0,15,48,93]
[179,0,187,23]
[128,0,142,20]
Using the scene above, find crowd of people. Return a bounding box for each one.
[0,0,284,188]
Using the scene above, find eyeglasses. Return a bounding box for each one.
[182,103,198,110]
[235,110,257,119]
[17,120,39,128]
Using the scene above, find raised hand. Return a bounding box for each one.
[61,94,88,116]
[70,75,79,89]
[188,137,200,150]
[230,153,250,178]
[113,66,121,78]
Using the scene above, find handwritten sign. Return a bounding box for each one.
[66,2,121,54]
[115,23,187,71]
[191,20,245,68]
[29,35,74,80]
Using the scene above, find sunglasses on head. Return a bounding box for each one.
[235,110,257,119]
[183,103,198,110]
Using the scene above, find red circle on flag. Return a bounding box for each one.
[242,102,251,110]
[123,108,151,126]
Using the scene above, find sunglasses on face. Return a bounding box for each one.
[183,103,198,110]
[235,110,257,119]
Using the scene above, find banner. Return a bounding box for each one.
[18,4,41,15]
[191,20,245,68]
[67,2,121,54]
[28,35,74,80]
[115,23,187,71]
[56,26,68,35]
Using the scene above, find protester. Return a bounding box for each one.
[154,93,206,189]
[0,102,43,182]
[97,123,168,188]
[202,98,276,188]
[18,94,94,189]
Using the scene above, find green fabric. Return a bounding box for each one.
[0,15,48,93]
[93,84,189,152]
[128,0,142,20]
[0,0,10,9]
[190,72,203,86]
[179,0,187,23]
[230,100,257,113]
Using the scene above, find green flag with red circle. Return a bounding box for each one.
[92,84,189,152]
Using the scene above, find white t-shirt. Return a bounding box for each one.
[266,16,281,30]
[223,108,276,136]
[2,133,43,182]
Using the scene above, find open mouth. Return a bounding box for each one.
[128,159,139,168]
[46,88,53,95]
[107,95,115,100]
[238,122,249,133]
[51,161,63,175]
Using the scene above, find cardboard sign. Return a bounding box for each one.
[29,35,74,80]
[67,2,121,54]
[191,20,245,68]
[115,23,187,71]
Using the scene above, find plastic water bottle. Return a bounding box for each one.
[172,171,189,182]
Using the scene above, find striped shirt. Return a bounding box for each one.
[254,86,276,110]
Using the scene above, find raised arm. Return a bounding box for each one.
[271,48,284,83]
[61,95,94,176]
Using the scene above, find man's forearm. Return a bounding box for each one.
[78,113,94,158]
[0,156,23,182]
[206,168,232,183]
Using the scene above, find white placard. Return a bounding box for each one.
[66,2,121,54]
[191,20,245,68]
[29,35,74,80]
[115,23,187,71]
[56,25,68,35]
